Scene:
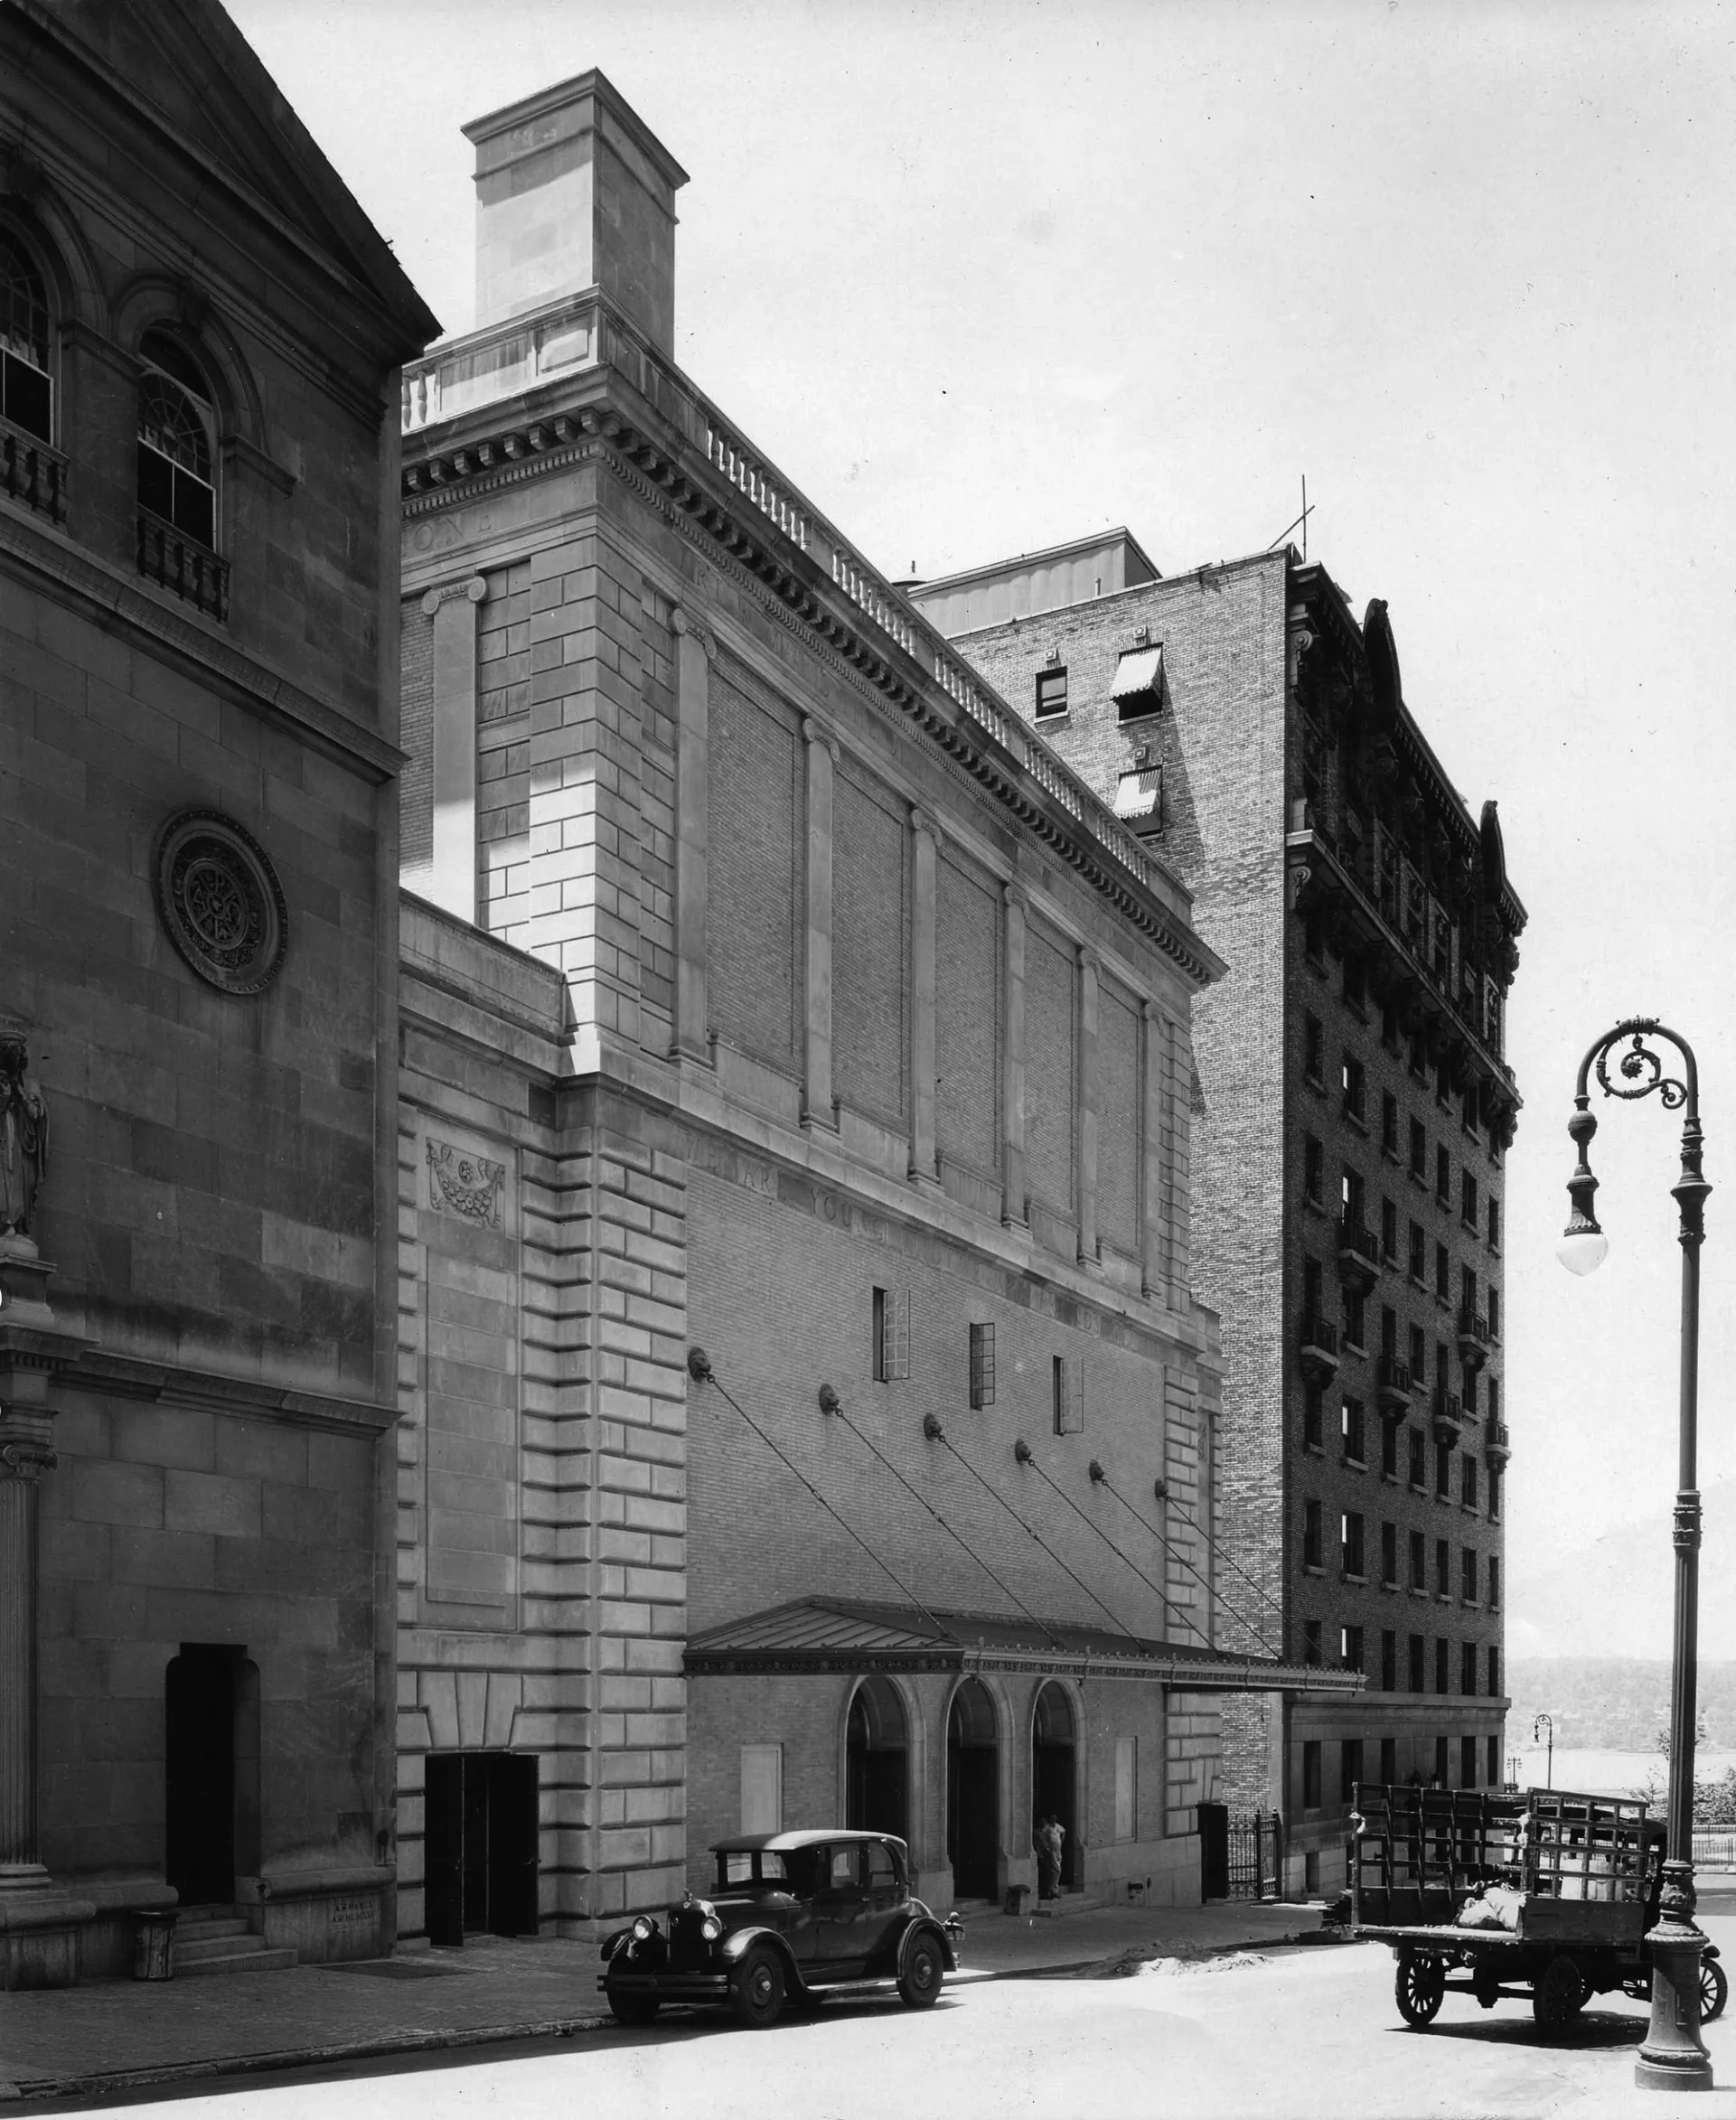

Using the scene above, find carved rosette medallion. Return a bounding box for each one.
[426,1139,505,1228]
[153,811,288,997]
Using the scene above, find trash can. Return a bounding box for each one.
[1003,1883,1030,1917]
[133,1909,175,1981]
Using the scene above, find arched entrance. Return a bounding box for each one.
[846,1676,908,1841]
[1032,1682,1078,1892]
[946,1677,999,1899]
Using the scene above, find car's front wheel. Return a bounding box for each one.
[898,1931,944,2009]
[605,1984,661,2025]
[730,1943,786,2029]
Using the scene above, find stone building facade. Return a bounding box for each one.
[0,2,435,1984]
[911,539,1525,1895]
[389,75,1356,1941]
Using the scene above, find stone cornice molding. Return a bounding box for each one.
[0,500,405,783]
[57,1349,400,1436]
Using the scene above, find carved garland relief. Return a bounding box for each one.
[426,1138,506,1229]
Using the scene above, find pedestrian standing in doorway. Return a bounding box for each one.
[1034,1815,1056,1900]
[1047,1814,1066,1897]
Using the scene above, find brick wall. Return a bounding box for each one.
[707,671,801,1071]
[1024,919,1076,1218]
[832,759,908,1126]
[477,558,533,943]
[934,851,1001,1178]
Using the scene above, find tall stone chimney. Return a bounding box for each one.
[463,70,689,353]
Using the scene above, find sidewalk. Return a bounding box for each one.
[0,1900,1336,2105]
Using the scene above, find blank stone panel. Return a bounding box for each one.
[400,598,435,886]
[1099,981,1141,1252]
[708,677,799,1069]
[832,764,906,1123]
[1025,920,1075,1215]
[935,853,1000,1176]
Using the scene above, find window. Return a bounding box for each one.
[1487,1734,1502,1787]
[1343,956,1366,1015]
[1114,1736,1138,1841]
[828,1843,861,1889]
[1461,1735,1478,1787]
[1381,1416,1398,1479]
[740,1742,783,1834]
[1382,1305,1398,1359]
[1435,1056,1451,1108]
[1382,1093,1399,1158]
[1341,1510,1365,1579]
[1381,1630,1396,1691]
[1487,1196,1502,1252]
[1304,1257,1323,1319]
[1052,1355,1084,1435]
[1461,1366,1477,1420]
[1487,1377,1500,1427]
[1381,1521,1398,1587]
[1435,1639,1449,1695]
[1436,1145,1451,1206]
[969,1322,995,1408]
[1340,1626,1364,1674]
[1487,1287,1500,1340]
[1488,1556,1501,1611]
[1435,1734,1450,1785]
[1306,913,1327,967]
[873,1288,909,1381]
[1304,1013,1324,1085]
[1409,1530,1426,1591]
[1342,1167,1365,1224]
[1460,1641,1478,1696]
[1460,1453,1478,1510]
[1408,1428,1426,1490]
[1304,1618,1322,1667]
[1435,1244,1450,1302]
[136,328,218,549]
[1340,1737,1364,1803]
[1341,1283,1365,1352]
[1488,1468,1502,1523]
[1303,1498,1323,1571]
[1381,1198,1398,1262]
[1462,1086,1479,1139]
[865,1839,898,1889]
[1409,1323,1427,1380]
[1302,1740,1321,1810]
[1303,1383,1323,1452]
[1304,1135,1324,1205]
[1461,1548,1478,1604]
[1112,643,1164,721]
[1488,1647,1501,1698]
[1461,1168,1478,1230]
[1341,1398,1365,1467]
[1342,1054,1366,1125]
[1461,1263,1478,1319]
[1436,1438,1451,1497]
[1410,1028,1429,1079]
[1409,1120,1427,1181]
[1382,1736,1398,1783]
[1408,1634,1424,1693]
[1435,1538,1450,1597]
[0,230,52,442]
[1408,1222,1426,1283]
[1382,1001,1402,1053]
[1034,665,1067,718]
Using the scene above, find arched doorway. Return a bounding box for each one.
[1032,1682,1078,1892]
[946,1677,999,1899]
[846,1677,908,1841]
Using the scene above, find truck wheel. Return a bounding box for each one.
[1396,1953,1445,2027]
[898,1932,944,2009]
[605,1984,661,2024]
[731,1943,785,2029]
[1701,1956,1729,2023]
[1532,1954,1588,2035]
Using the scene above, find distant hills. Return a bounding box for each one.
[1507,1657,1736,1751]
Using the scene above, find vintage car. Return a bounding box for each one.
[598,1828,964,2029]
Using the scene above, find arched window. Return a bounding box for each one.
[0,229,52,442]
[136,327,217,549]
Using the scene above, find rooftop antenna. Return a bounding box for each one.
[1267,475,1312,558]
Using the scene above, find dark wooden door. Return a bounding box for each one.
[425,1753,464,1946]
[487,1751,540,1936]
[165,1646,237,1907]
[1198,1801,1230,1900]
[948,1740,999,1898]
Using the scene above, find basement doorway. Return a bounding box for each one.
[1032,1682,1079,1890]
[425,1751,539,1946]
[164,1646,260,1908]
[845,1676,908,1842]
[946,1677,999,1899]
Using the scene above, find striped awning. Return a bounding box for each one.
[684,1596,1361,1695]
[1111,644,1164,708]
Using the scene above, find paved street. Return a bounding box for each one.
[30,1913,1736,2120]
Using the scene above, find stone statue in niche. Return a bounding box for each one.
[0,1033,49,1251]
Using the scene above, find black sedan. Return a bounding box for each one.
[599,1829,963,2029]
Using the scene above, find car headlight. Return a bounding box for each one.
[632,1915,655,1942]
[700,1916,722,1941]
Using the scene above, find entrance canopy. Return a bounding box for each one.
[686,1596,1362,1696]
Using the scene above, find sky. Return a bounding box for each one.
[229,0,1736,1659]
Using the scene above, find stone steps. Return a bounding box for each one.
[174,1908,297,1977]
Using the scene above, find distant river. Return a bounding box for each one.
[1510,1745,1736,1796]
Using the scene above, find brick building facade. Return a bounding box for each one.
[912,539,1525,1895]
[0,1,436,1984]
[389,75,1356,1940]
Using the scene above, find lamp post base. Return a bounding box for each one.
[1636,1883,1713,2093]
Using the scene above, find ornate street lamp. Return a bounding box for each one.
[1558,1018,1712,2091]
[1533,1712,1553,1790]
